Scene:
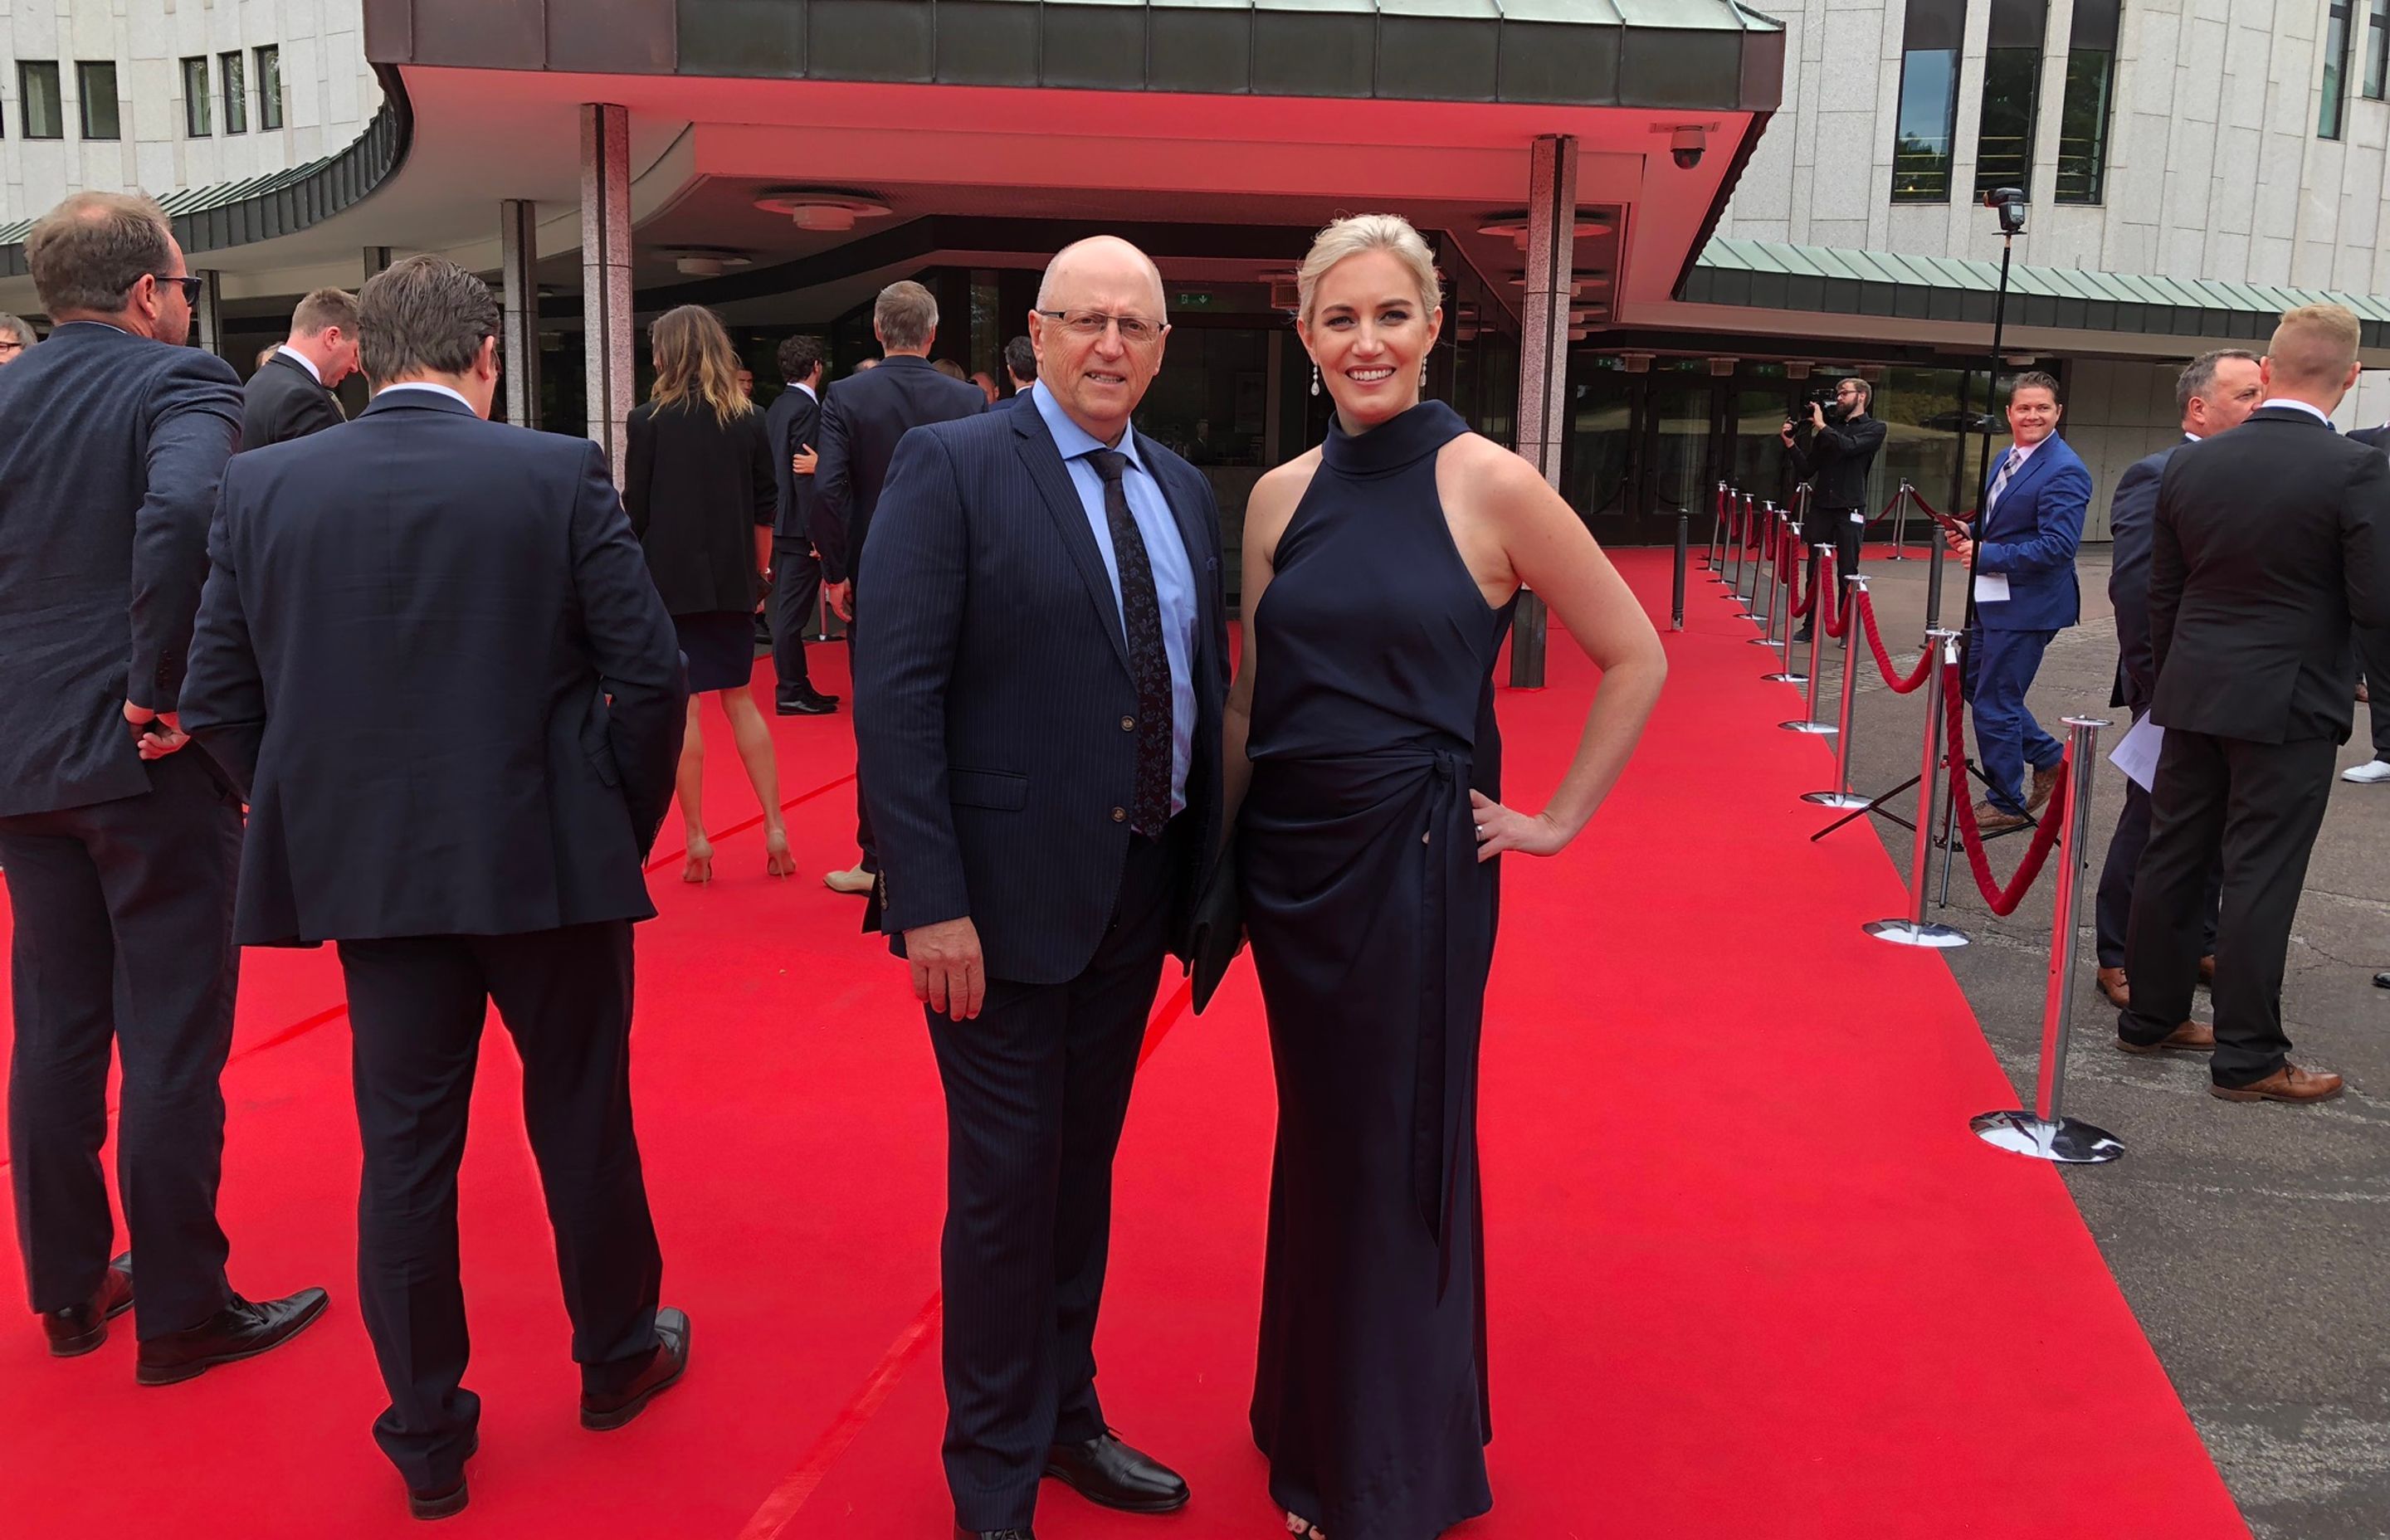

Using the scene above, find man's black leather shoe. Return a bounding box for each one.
[955,1529,1034,1539]
[42,1253,133,1357]
[135,1286,329,1385]
[581,1306,690,1430]
[1045,1433,1189,1513]
[775,687,840,716]
[407,1433,478,1521]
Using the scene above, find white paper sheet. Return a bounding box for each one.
[2110,712,2164,792]
[1973,571,2012,603]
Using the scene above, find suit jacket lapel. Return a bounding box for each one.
[1988,441,2055,532]
[1012,411,1133,679]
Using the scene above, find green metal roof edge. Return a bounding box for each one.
[1682,235,2390,346]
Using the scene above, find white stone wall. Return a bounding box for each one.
[1723,0,2389,292]
[0,0,377,223]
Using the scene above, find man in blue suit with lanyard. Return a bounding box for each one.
[1944,370,2090,833]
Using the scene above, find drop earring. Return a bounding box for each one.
[1310,363,1321,397]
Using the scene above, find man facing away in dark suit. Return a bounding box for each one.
[766,332,837,715]
[0,192,329,1380]
[812,279,987,896]
[2091,349,2259,1011]
[856,236,1229,1540]
[1944,370,2091,833]
[239,285,358,449]
[179,256,693,1518]
[2117,304,2390,1102]
[2340,418,2390,785]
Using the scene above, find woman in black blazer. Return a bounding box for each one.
[625,304,791,883]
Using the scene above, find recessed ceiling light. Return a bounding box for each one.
[752,188,893,231]
[1478,212,1617,245]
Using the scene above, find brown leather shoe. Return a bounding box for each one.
[1972,800,2032,835]
[2027,763,2062,811]
[2095,967,2130,1010]
[2211,1063,2344,1104]
[2117,1019,2215,1055]
[2197,953,2217,987]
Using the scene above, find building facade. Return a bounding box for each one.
[3,0,2386,553]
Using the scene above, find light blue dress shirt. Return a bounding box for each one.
[1029,382,1197,816]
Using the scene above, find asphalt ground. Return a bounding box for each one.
[1772,544,2390,1540]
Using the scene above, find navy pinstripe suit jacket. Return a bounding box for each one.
[854,399,1230,986]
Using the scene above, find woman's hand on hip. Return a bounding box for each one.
[1469,790,1567,862]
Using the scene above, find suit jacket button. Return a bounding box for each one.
[1120,715,1135,731]
[1111,807,1127,822]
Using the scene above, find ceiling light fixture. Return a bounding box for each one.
[752,188,894,232]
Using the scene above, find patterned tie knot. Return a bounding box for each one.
[1088,448,1130,485]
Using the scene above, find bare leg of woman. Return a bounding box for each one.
[718,685,795,877]
[677,696,712,884]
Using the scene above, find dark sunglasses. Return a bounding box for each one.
[153,274,204,305]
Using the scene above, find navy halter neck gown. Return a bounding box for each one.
[1243,399,1516,1538]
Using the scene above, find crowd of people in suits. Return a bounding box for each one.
[2,178,2380,1539]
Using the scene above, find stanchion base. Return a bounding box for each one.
[1802,790,1872,807]
[1762,670,1808,685]
[1863,919,1970,948]
[1748,635,1783,647]
[1968,1111,2124,1164]
[1779,720,1836,735]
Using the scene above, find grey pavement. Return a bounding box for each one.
[1797,546,2390,1540]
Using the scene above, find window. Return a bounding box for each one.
[219,51,246,134]
[2324,0,2354,138]
[1975,0,2050,198]
[182,56,211,136]
[76,61,120,140]
[1892,0,1964,202]
[255,46,281,131]
[19,61,62,139]
[2056,0,2120,203]
[2367,0,2388,99]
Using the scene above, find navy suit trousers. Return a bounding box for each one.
[1963,624,2063,814]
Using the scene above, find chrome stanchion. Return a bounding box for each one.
[1706,481,1729,577]
[1803,574,1872,805]
[1731,498,1761,620]
[1724,491,1747,595]
[1972,717,2124,1164]
[1865,629,1970,948]
[1781,547,1836,726]
[1763,537,1811,682]
[1886,480,1913,562]
[1671,514,1689,631]
[1748,504,1781,640]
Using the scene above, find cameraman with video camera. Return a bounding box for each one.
[1778,378,1886,641]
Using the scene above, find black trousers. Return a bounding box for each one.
[848,568,877,875]
[2094,774,2220,968]
[769,535,823,698]
[337,921,663,1491]
[0,750,240,1338]
[929,820,1188,1531]
[1800,508,1863,624]
[2358,624,2390,761]
[2119,730,2337,1085]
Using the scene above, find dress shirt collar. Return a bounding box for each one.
[791,379,817,402]
[374,381,475,412]
[2257,397,2334,425]
[283,347,324,385]
[1031,380,1147,474]
[2002,434,2050,469]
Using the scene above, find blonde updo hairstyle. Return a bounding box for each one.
[1295,213,1443,327]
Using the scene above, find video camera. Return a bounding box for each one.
[1785,387,1844,431]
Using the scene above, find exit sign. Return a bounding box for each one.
[1173,290,1216,309]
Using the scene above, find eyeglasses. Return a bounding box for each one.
[1034,309,1167,346]
[153,275,204,305]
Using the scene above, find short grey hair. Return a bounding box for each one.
[2175,349,2258,416]
[0,314,36,351]
[874,280,938,351]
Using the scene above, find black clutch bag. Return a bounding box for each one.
[1183,838,1245,1015]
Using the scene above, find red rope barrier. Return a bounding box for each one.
[1782,527,1815,619]
[1854,589,1934,693]
[1743,502,1763,551]
[1938,660,2069,916]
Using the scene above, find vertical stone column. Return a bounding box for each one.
[1511,133,1578,689]
[580,103,634,486]
[362,246,393,282]
[193,268,224,359]
[500,198,543,430]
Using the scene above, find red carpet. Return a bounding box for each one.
[0,553,2246,1538]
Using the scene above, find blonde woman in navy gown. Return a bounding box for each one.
[1226,215,1667,1539]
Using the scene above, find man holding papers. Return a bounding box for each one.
[2116,305,2388,1102]
[1942,372,2090,834]
[2091,350,2258,1008]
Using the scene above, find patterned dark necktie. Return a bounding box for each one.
[1088,449,1173,836]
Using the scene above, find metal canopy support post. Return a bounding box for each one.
[1511,132,1578,690]
[581,103,634,489]
[500,199,543,431]
[193,269,223,360]
[363,246,393,283]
